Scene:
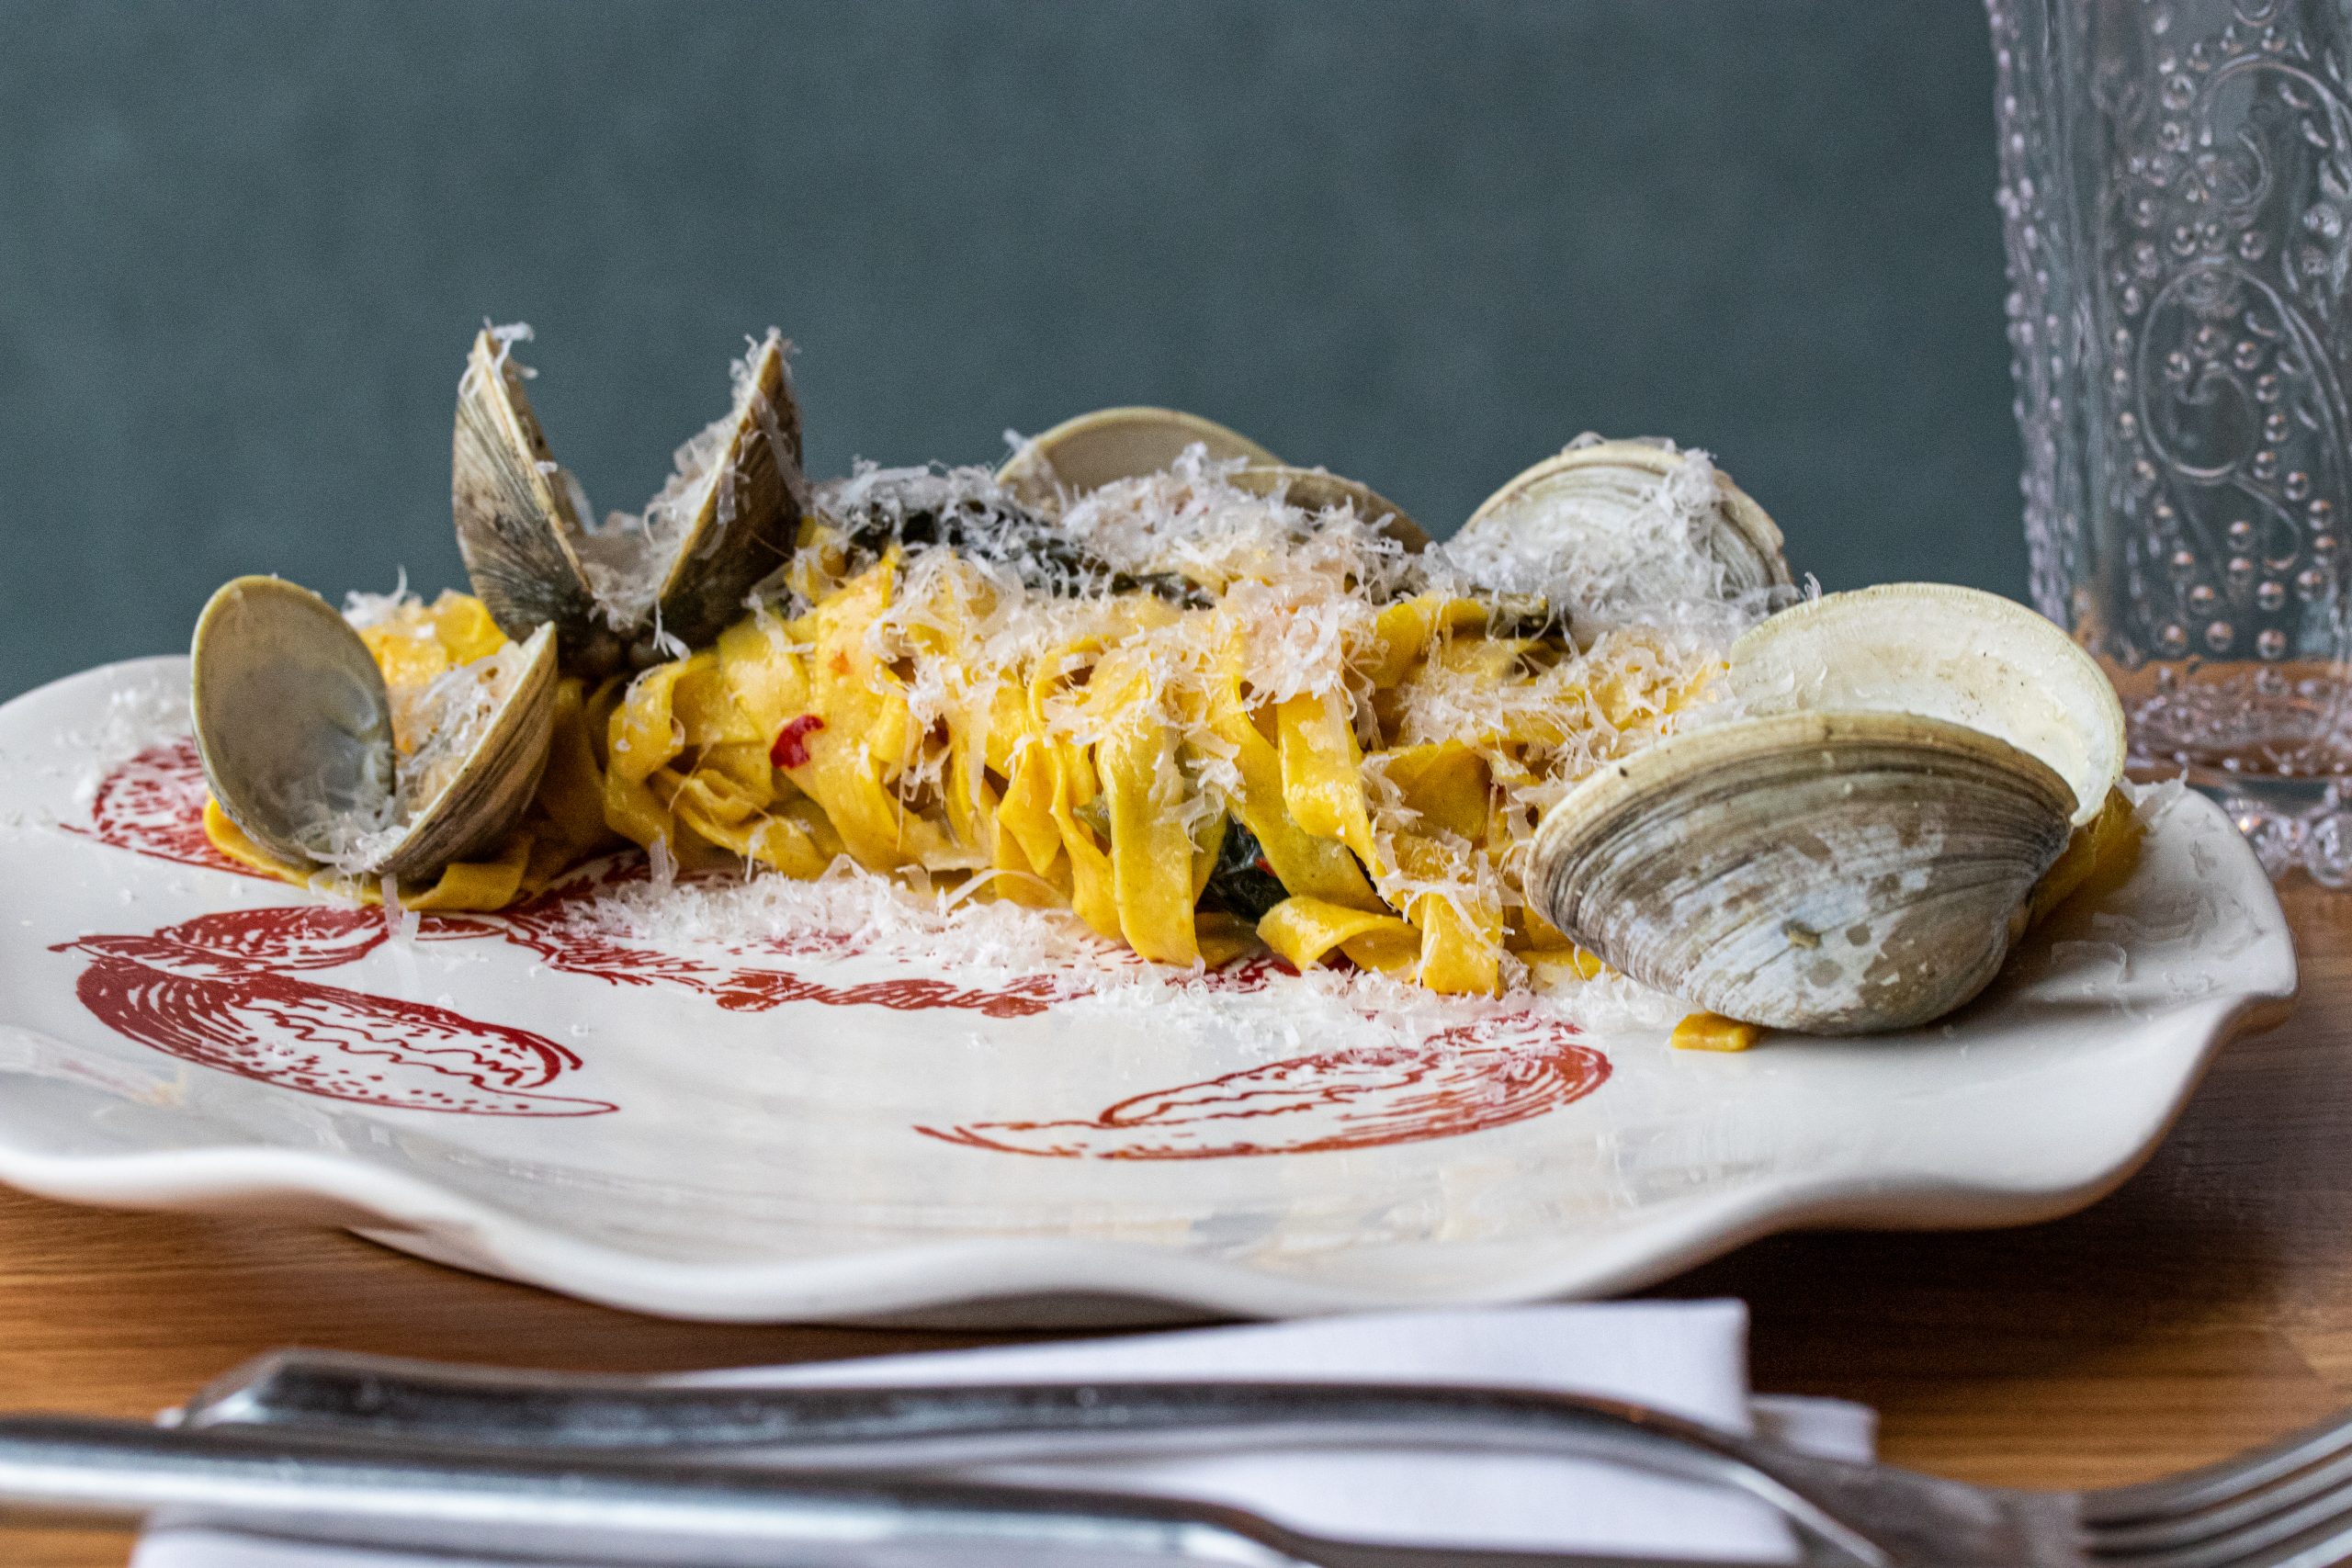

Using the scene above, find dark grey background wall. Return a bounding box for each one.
[0,0,2019,703]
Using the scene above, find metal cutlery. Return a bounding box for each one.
[0,1347,2341,1566]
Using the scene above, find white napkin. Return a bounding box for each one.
[135,1301,1872,1566]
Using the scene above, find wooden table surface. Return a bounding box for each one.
[3,884,2346,1566]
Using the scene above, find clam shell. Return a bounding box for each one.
[996,406,1280,511]
[451,330,620,672]
[452,329,805,672]
[1229,464,1430,552]
[191,576,397,870]
[1453,438,1792,615]
[376,622,557,881]
[630,330,803,654]
[1726,582,2125,828]
[190,576,558,881]
[1530,710,2077,1034]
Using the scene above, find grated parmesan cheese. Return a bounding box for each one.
[555,856,1690,1053]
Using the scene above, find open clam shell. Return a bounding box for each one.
[191,576,557,882]
[191,577,396,871]
[1530,710,2077,1034]
[996,406,1279,512]
[1452,438,1792,620]
[1528,583,2129,1034]
[453,329,803,673]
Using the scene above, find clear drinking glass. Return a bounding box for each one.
[1989,0,2352,879]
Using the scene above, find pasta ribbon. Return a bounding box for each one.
[772,559,949,872]
[1047,745,1120,940]
[1376,741,1489,842]
[1277,692,1377,865]
[1671,1012,1763,1053]
[714,614,810,738]
[994,713,1069,898]
[1382,829,1504,996]
[604,653,706,856]
[1365,594,1491,688]
[356,591,508,699]
[518,678,618,892]
[1259,896,1421,975]
[1194,910,1262,968]
[2026,786,2141,928]
[1203,660,1381,912]
[1088,652,1201,965]
[202,798,532,912]
[402,832,534,910]
[1523,947,1611,989]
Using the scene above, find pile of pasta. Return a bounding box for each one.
[204,483,1721,1001]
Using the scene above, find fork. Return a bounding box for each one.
[160,1348,2352,1565]
[0,1349,2346,1567]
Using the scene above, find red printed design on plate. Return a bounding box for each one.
[60,742,1614,1147]
[70,738,257,877]
[53,908,614,1116]
[918,1017,1611,1158]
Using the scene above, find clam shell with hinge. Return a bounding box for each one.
[1453,437,1792,623]
[453,328,803,675]
[1529,582,2128,1034]
[190,575,557,883]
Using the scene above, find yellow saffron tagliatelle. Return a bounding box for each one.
[204,516,1716,998]
[356,591,508,700]
[1087,650,1202,965]
[1258,896,1420,975]
[1670,1012,1764,1053]
[1202,656,1382,913]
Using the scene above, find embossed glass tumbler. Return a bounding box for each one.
[1990,0,2352,878]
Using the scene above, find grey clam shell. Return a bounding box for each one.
[375,622,557,882]
[1725,582,2126,829]
[632,330,803,652]
[1526,581,2129,1035]
[189,575,558,882]
[451,332,619,673]
[996,408,1427,550]
[1530,710,2077,1034]
[451,329,803,674]
[190,576,397,871]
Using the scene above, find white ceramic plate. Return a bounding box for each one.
[0,658,2298,1326]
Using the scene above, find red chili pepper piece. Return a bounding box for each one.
[770,715,826,768]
